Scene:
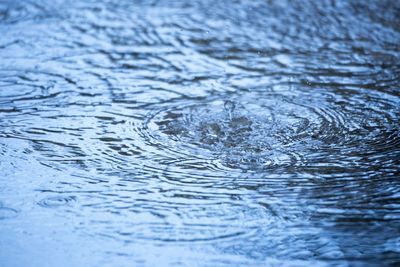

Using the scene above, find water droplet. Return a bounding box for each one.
[224,100,236,120]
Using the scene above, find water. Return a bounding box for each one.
[0,0,399,266]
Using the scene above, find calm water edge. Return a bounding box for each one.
[0,0,399,266]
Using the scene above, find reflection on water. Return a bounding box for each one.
[0,0,399,266]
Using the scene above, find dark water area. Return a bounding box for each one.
[0,0,399,266]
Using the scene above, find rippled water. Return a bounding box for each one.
[1,0,399,266]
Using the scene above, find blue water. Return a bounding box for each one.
[0,0,399,266]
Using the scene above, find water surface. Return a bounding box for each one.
[0,0,399,266]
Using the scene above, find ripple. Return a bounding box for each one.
[1,0,400,265]
[37,196,76,208]
[0,206,18,220]
[142,87,400,173]
[0,1,49,24]
[120,202,274,243]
